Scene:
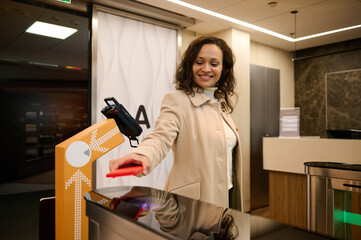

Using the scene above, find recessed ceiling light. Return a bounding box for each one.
[26,21,78,39]
[268,2,277,7]
[167,0,361,42]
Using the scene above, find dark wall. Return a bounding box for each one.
[0,64,88,182]
[294,38,361,137]
[0,0,89,182]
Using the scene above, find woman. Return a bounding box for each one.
[109,36,243,211]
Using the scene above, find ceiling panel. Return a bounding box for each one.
[38,7,88,28]
[183,0,241,11]
[293,0,361,36]
[9,32,63,53]
[187,21,231,34]
[219,0,320,23]
[0,0,45,47]
[0,0,360,71]
[53,27,89,55]
[138,0,361,50]
[0,0,88,69]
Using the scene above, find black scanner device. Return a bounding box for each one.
[101,97,142,147]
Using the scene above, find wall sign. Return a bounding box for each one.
[279,108,300,137]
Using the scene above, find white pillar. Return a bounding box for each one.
[215,28,251,212]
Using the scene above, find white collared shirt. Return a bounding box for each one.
[204,88,237,189]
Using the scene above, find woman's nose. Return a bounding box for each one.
[202,63,210,72]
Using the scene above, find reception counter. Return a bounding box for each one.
[263,137,361,231]
[85,186,328,240]
[263,137,361,174]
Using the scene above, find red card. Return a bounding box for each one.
[106,165,143,178]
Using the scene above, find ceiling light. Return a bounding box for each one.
[167,0,361,43]
[168,0,294,41]
[296,24,361,41]
[268,2,277,7]
[26,21,77,39]
[291,11,298,61]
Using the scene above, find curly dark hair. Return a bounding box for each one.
[174,36,237,113]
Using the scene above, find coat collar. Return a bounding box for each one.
[188,89,226,107]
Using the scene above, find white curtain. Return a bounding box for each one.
[94,11,176,189]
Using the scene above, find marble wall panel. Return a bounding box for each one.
[295,38,361,137]
[326,70,361,130]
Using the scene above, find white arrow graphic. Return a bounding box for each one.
[89,127,120,153]
[65,169,92,240]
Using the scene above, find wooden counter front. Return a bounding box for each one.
[269,171,307,230]
[264,137,361,231]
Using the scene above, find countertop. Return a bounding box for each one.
[263,137,361,174]
[85,186,329,239]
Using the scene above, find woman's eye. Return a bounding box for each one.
[211,63,219,67]
[195,62,203,65]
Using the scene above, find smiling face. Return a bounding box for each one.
[192,44,223,88]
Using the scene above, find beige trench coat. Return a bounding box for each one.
[131,90,243,211]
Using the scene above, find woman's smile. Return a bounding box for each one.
[193,44,223,88]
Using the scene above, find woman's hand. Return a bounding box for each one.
[109,153,150,176]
